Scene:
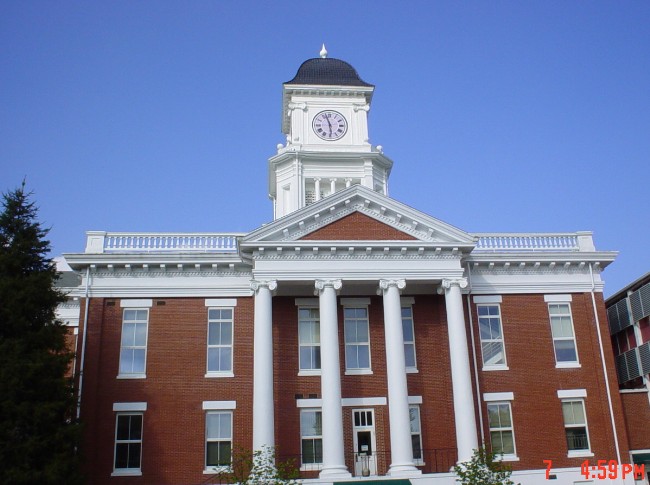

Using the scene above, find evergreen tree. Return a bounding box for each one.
[0,183,82,484]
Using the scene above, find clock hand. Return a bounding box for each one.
[326,117,333,136]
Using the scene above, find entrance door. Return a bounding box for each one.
[352,409,377,476]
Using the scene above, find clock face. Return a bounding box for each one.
[312,110,348,141]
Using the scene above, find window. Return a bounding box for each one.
[114,414,143,474]
[549,303,579,365]
[478,305,506,368]
[299,308,321,372]
[402,306,417,370]
[207,308,233,375]
[300,409,323,468]
[206,412,232,469]
[119,309,148,377]
[562,400,590,454]
[344,307,371,371]
[409,405,423,463]
[487,402,516,458]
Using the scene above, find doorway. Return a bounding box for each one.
[352,409,377,476]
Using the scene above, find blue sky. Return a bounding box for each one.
[1,1,648,296]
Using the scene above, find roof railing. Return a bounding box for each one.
[84,231,243,254]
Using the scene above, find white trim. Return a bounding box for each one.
[483,392,514,402]
[295,298,318,306]
[619,388,648,394]
[401,297,415,305]
[544,294,573,302]
[482,365,510,372]
[473,295,502,304]
[113,402,147,412]
[567,450,594,458]
[202,400,237,410]
[343,397,387,407]
[298,370,322,377]
[120,299,153,308]
[345,369,373,376]
[408,395,423,405]
[297,399,322,408]
[111,470,143,477]
[205,372,234,378]
[205,298,237,307]
[340,297,371,306]
[556,362,581,369]
[557,389,587,399]
[116,373,146,380]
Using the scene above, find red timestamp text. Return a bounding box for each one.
[543,459,645,480]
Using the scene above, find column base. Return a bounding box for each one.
[319,466,352,479]
[387,463,422,477]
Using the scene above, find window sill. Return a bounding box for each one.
[111,469,142,476]
[406,368,419,374]
[204,466,232,474]
[482,365,509,372]
[298,370,322,377]
[345,369,373,376]
[414,460,425,467]
[568,450,593,458]
[556,362,581,369]
[205,372,234,378]
[495,454,520,462]
[300,464,323,471]
[116,374,146,379]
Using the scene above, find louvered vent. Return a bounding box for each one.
[607,299,631,334]
[616,348,641,383]
[630,283,650,322]
[639,341,650,375]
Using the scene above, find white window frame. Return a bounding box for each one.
[409,405,424,465]
[477,303,508,370]
[112,412,144,476]
[118,308,149,379]
[206,307,234,377]
[561,398,592,457]
[548,302,580,368]
[486,401,518,461]
[300,408,323,471]
[402,299,418,372]
[343,305,372,374]
[298,306,321,376]
[205,411,233,472]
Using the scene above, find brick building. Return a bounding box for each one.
[62,49,640,485]
[605,273,650,482]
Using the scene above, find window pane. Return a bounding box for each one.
[409,407,420,432]
[487,405,501,427]
[490,319,502,338]
[121,323,135,346]
[115,443,129,469]
[357,321,369,342]
[132,349,145,373]
[479,318,492,339]
[482,341,505,366]
[411,434,422,460]
[129,415,142,440]
[207,441,231,466]
[134,323,147,346]
[478,306,490,316]
[127,443,141,468]
[566,427,589,450]
[498,404,511,427]
[123,310,138,321]
[402,318,414,341]
[356,345,370,368]
[404,344,416,368]
[346,346,358,368]
[219,348,232,371]
[119,349,134,374]
[116,416,131,440]
[555,340,577,362]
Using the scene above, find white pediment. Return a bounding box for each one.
[241,185,476,248]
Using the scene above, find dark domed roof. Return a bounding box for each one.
[285,57,373,87]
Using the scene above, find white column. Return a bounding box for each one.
[345,178,352,188]
[315,279,351,479]
[314,177,321,201]
[379,279,421,476]
[330,178,337,195]
[441,278,478,463]
[251,280,277,455]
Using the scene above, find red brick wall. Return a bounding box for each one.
[620,391,650,450]
[300,212,417,240]
[471,293,630,471]
[77,290,627,483]
[79,297,255,485]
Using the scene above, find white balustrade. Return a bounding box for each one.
[88,232,243,253]
[474,233,581,252]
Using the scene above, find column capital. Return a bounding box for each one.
[314,279,342,294]
[440,278,468,290]
[378,279,406,294]
[251,279,278,293]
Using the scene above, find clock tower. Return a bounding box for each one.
[269,46,394,219]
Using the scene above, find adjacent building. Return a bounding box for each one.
[62,49,640,485]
